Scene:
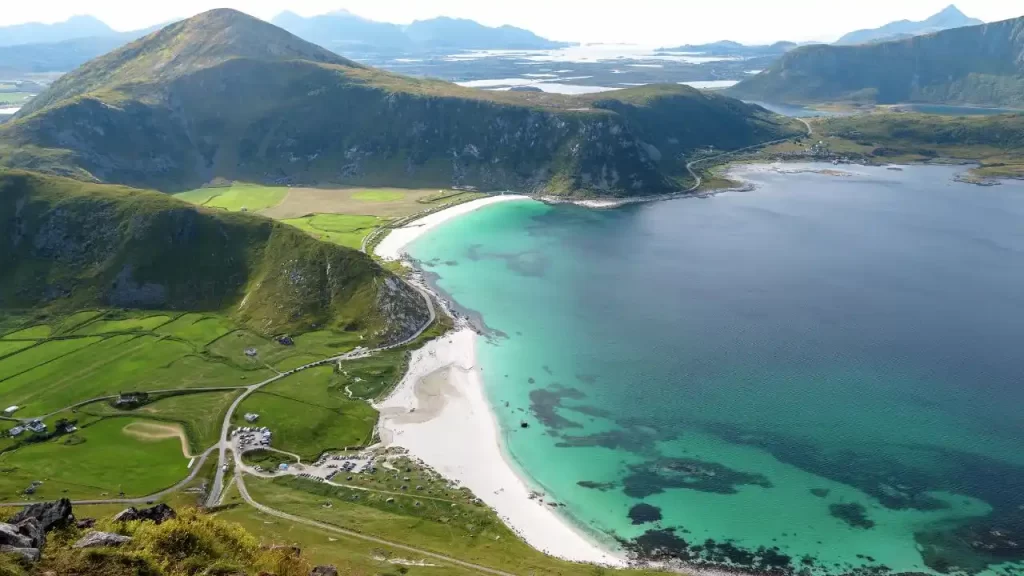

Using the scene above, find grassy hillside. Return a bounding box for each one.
[0,9,801,198]
[730,16,1024,107]
[0,170,429,340]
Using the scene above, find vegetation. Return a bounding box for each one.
[0,170,430,341]
[172,183,288,212]
[730,15,1024,107]
[282,214,383,249]
[0,9,800,197]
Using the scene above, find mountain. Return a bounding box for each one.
[270,10,413,52]
[660,40,797,56]
[0,9,801,198]
[0,15,114,47]
[835,4,983,45]
[0,169,429,339]
[0,23,171,75]
[403,17,565,50]
[271,11,565,52]
[729,16,1024,108]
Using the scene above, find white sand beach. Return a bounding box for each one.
[375,328,625,566]
[374,194,530,260]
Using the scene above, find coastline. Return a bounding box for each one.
[375,194,531,260]
[372,195,627,566]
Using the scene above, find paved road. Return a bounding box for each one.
[0,446,216,508]
[684,118,815,192]
[205,282,437,507]
[234,472,515,576]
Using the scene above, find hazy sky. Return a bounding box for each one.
[0,1,1019,44]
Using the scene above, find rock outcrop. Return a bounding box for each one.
[112,503,177,524]
[72,531,133,549]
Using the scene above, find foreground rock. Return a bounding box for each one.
[73,531,133,549]
[0,545,40,562]
[310,566,338,576]
[113,503,177,524]
[10,498,74,531]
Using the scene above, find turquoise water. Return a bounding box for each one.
[407,164,1024,576]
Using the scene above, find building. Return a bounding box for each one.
[8,426,24,437]
[3,406,18,416]
[244,348,258,357]
[26,419,46,433]
[244,413,259,423]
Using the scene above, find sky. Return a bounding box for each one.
[0,1,1020,45]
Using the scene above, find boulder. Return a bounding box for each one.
[310,566,338,576]
[16,517,45,549]
[10,499,73,532]
[0,524,33,549]
[113,503,176,524]
[76,518,96,529]
[263,544,301,556]
[72,531,133,549]
[0,545,40,562]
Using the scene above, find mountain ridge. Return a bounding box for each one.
[835,4,983,45]
[729,15,1024,108]
[1,9,802,198]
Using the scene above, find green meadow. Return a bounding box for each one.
[283,213,384,249]
[173,183,289,212]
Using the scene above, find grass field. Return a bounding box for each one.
[1,324,52,339]
[0,418,188,501]
[235,366,377,460]
[283,214,384,250]
[173,183,289,212]
[260,187,482,220]
[246,478,660,576]
[351,190,406,202]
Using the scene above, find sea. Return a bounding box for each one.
[406,163,1024,576]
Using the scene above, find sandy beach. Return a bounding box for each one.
[374,194,530,260]
[375,328,625,566]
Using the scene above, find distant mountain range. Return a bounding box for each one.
[0,17,166,75]
[270,11,567,52]
[0,15,115,46]
[659,40,798,57]
[729,15,1024,108]
[0,9,800,197]
[835,4,983,45]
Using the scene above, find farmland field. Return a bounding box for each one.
[173,183,289,212]
[283,214,383,249]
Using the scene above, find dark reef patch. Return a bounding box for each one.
[811,488,830,498]
[564,404,613,419]
[830,503,875,529]
[528,385,587,430]
[575,373,597,384]
[577,480,616,491]
[628,503,663,525]
[619,528,795,572]
[555,428,658,454]
[466,244,549,277]
[622,457,773,499]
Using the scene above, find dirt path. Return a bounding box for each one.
[122,421,196,459]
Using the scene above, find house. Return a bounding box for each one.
[3,406,18,416]
[244,413,259,423]
[26,420,46,433]
[8,426,24,437]
[244,348,258,357]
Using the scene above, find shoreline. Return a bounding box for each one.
[374,194,531,260]
[374,327,626,566]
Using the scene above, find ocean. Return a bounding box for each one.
[406,163,1024,576]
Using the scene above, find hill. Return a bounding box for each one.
[0,9,802,197]
[659,40,797,57]
[0,170,429,340]
[836,4,983,45]
[729,16,1024,108]
[0,15,114,47]
[271,11,565,53]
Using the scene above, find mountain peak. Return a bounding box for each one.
[19,8,356,116]
[936,4,966,17]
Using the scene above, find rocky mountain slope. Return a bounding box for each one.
[0,9,801,198]
[0,170,429,341]
[730,15,1024,108]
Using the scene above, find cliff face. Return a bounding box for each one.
[1,10,800,198]
[0,170,429,342]
[731,16,1024,107]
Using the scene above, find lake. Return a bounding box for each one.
[408,163,1024,575]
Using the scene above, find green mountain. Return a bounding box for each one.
[0,9,801,198]
[730,15,1024,108]
[0,169,430,340]
[835,5,983,45]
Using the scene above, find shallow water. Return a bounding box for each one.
[408,164,1024,575]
